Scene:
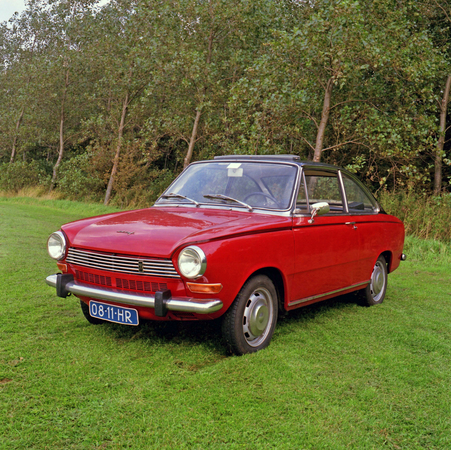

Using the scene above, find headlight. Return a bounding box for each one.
[47,231,67,260]
[177,246,206,279]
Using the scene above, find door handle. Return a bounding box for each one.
[345,222,357,230]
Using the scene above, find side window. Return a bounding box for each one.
[303,171,344,213]
[342,175,377,213]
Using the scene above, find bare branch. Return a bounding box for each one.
[299,135,315,151]
[298,110,319,128]
[432,0,451,23]
[329,99,368,111]
[322,140,367,152]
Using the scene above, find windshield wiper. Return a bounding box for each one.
[203,194,253,211]
[160,193,199,207]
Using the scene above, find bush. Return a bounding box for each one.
[0,161,49,192]
[110,168,176,209]
[377,191,451,242]
[57,153,105,201]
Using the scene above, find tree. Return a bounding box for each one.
[229,0,443,190]
[142,0,274,169]
[424,0,451,194]
[42,0,99,189]
[0,3,47,163]
[81,0,172,205]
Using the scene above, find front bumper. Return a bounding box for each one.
[45,274,223,316]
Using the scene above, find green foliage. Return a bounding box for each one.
[378,190,451,241]
[0,160,49,191]
[110,168,176,209]
[0,0,451,202]
[57,152,105,201]
[108,141,179,208]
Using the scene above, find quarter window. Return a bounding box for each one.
[342,175,377,213]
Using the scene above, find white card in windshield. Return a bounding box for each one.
[227,163,243,177]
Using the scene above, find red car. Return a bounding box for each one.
[46,155,405,355]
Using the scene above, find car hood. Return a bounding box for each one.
[61,207,292,258]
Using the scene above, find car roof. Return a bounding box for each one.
[213,154,341,170]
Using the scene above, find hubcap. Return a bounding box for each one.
[370,261,386,302]
[242,287,273,347]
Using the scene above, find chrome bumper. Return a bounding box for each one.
[45,274,223,315]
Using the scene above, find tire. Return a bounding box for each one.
[80,300,105,325]
[222,275,278,355]
[361,255,388,306]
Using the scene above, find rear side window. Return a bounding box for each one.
[342,175,377,213]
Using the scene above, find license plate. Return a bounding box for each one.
[89,301,139,326]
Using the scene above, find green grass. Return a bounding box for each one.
[1,197,451,449]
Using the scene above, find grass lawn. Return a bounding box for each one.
[1,197,450,449]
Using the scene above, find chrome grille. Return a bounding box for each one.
[66,248,180,278]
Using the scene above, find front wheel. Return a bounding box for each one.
[360,255,388,306]
[221,275,278,355]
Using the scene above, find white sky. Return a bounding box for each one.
[0,0,109,23]
[0,0,27,23]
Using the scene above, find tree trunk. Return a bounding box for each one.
[50,68,70,191]
[313,78,334,162]
[434,74,451,195]
[10,106,25,164]
[184,109,202,169]
[104,92,129,205]
[183,30,214,169]
[10,72,32,164]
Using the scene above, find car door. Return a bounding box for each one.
[340,172,381,283]
[290,169,361,307]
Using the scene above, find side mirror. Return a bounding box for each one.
[308,202,330,224]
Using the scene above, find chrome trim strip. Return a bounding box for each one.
[152,203,294,217]
[338,170,348,214]
[66,248,180,278]
[45,274,223,314]
[288,281,369,307]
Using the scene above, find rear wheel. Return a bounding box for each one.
[80,300,105,325]
[361,255,387,306]
[222,275,278,355]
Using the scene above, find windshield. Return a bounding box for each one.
[156,161,298,210]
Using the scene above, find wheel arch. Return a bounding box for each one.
[381,250,393,273]
[245,267,286,312]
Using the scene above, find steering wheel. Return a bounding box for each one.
[243,192,281,208]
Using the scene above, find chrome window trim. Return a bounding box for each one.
[293,169,309,216]
[296,167,344,216]
[292,166,380,217]
[338,170,349,214]
[153,203,295,217]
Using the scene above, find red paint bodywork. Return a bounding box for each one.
[59,204,404,321]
